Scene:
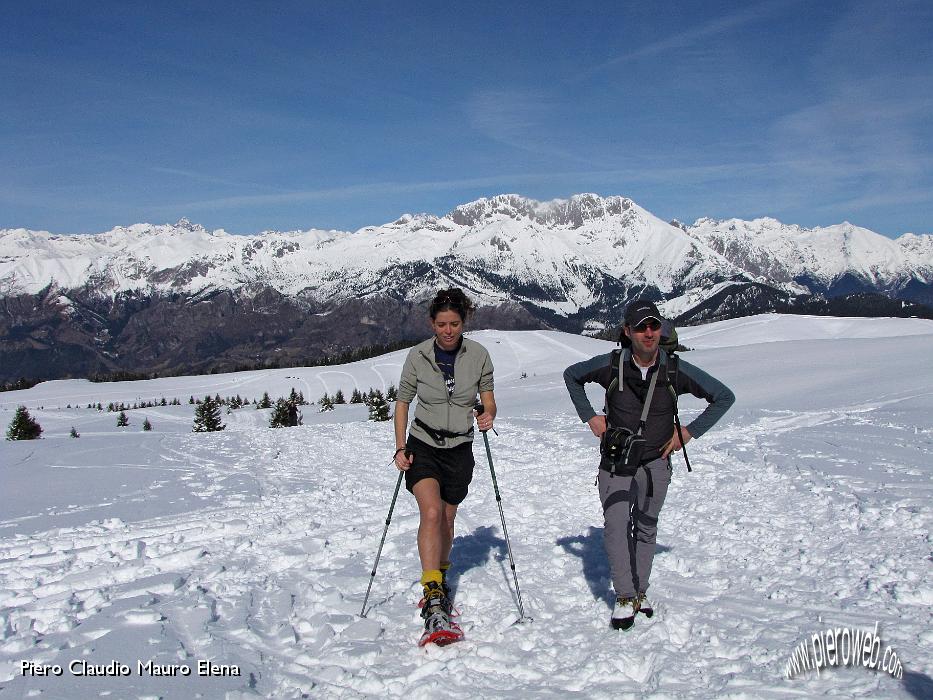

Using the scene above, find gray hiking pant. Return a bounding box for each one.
[597,457,672,598]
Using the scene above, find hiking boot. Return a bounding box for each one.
[635,592,654,618]
[418,604,462,646]
[611,595,639,630]
[421,580,451,618]
[422,604,451,631]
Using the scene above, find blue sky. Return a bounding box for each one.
[2,0,931,237]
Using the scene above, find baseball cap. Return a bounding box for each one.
[624,300,663,327]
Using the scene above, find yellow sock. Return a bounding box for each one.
[420,569,442,588]
[439,561,451,582]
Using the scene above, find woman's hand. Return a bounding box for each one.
[475,409,494,432]
[394,447,413,471]
[475,391,496,432]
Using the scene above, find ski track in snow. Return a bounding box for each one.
[0,318,931,699]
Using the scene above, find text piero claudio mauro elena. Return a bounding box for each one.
[19,658,241,678]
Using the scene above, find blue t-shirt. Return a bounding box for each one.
[434,340,460,396]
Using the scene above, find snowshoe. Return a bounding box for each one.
[418,612,463,647]
[611,596,638,631]
[418,593,462,647]
[636,592,654,618]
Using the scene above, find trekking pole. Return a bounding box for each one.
[475,404,531,623]
[667,355,692,473]
[673,410,692,472]
[360,466,405,618]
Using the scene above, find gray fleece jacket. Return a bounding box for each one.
[397,336,495,448]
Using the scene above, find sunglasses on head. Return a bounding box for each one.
[631,320,662,333]
[438,289,463,304]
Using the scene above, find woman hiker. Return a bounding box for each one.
[393,288,496,645]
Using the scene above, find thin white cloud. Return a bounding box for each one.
[151,167,286,192]
[165,160,798,213]
[817,189,933,214]
[579,0,798,78]
[465,89,593,165]
[749,0,933,229]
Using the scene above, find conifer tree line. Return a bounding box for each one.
[5,384,399,439]
[101,397,180,411]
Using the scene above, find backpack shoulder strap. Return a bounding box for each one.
[665,352,679,395]
[606,348,623,395]
[604,348,624,421]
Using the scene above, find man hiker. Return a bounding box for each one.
[563,299,734,630]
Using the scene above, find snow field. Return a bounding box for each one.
[0,317,931,698]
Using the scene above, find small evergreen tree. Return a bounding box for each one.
[368,390,390,422]
[386,384,398,402]
[258,391,273,409]
[334,389,346,404]
[192,396,225,432]
[269,399,291,428]
[189,396,195,404]
[116,411,129,427]
[6,406,42,440]
[142,418,152,431]
[319,394,335,412]
[70,426,80,438]
[160,397,167,406]
[350,388,363,404]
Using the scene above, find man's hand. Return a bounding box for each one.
[587,415,607,439]
[661,426,692,458]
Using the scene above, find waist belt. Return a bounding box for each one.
[414,417,474,445]
[599,456,664,497]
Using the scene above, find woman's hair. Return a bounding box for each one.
[429,287,475,321]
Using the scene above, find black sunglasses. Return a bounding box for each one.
[632,320,662,333]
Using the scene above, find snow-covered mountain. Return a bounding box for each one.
[1,194,931,382]
[2,194,930,308]
[0,196,738,312]
[686,216,933,298]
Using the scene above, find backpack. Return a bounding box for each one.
[608,320,693,472]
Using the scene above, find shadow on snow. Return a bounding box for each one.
[557,526,671,609]
[448,524,508,599]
